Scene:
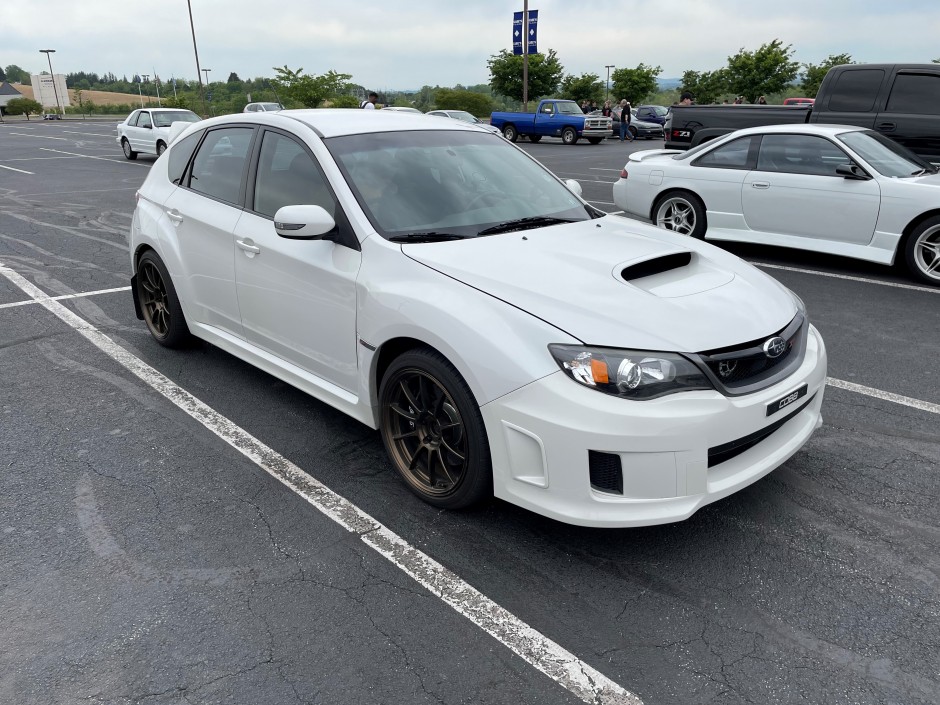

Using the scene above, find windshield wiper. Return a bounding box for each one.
[911,167,937,176]
[388,232,468,243]
[477,216,577,236]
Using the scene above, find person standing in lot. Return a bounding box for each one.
[602,100,612,118]
[618,99,633,142]
[756,95,768,104]
[678,92,693,106]
[360,92,378,109]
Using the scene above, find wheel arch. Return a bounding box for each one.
[901,209,940,253]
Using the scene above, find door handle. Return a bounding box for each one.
[877,122,896,131]
[236,239,261,255]
[751,182,770,189]
[166,209,184,223]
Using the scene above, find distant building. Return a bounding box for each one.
[0,82,24,113]
[30,73,70,110]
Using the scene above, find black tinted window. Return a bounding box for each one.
[252,131,336,218]
[885,73,940,115]
[693,135,756,169]
[167,131,203,185]
[827,69,884,112]
[757,134,849,176]
[188,127,253,205]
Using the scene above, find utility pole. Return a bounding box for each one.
[187,0,207,115]
[39,49,63,116]
[522,0,529,111]
[141,74,150,105]
[136,77,144,107]
[605,65,614,103]
[153,70,162,106]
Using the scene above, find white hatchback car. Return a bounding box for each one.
[116,108,201,159]
[129,110,826,527]
[613,123,940,285]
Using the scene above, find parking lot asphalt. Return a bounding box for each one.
[1,120,938,705]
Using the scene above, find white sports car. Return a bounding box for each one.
[613,123,940,285]
[116,108,201,159]
[128,110,826,527]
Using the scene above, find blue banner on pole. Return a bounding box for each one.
[512,9,538,55]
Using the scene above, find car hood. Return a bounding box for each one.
[403,216,797,351]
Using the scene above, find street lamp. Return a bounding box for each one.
[201,68,211,85]
[187,0,207,115]
[605,65,615,103]
[39,49,63,116]
[141,74,150,106]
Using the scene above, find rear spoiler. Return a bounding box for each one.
[630,150,684,162]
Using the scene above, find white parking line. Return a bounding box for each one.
[62,130,114,137]
[0,164,34,174]
[8,132,68,140]
[0,260,643,705]
[39,147,148,166]
[753,263,940,294]
[0,285,131,310]
[827,377,940,415]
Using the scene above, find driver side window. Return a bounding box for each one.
[252,131,336,219]
[137,112,152,128]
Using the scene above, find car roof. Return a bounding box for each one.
[192,109,482,138]
[732,123,868,138]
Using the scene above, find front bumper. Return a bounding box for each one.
[481,325,827,527]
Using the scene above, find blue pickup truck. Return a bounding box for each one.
[490,100,612,145]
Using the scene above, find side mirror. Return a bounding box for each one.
[565,179,583,197]
[273,205,336,239]
[836,163,871,180]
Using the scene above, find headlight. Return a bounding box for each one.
[548,345,713,400]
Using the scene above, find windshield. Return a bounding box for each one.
[647,106,669,116]
[153,111,200,127]
[260,103,282,111]
[447,111,477,123]
[837,130,937,177]
[554,101,584,115]
[326,130,593,239]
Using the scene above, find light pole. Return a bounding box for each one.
[187,0,207,115]
[39,49,63,116]
[136,77,144,107]
[605,65,614,103]
[201,68,211,86]
[141,74,150,105]
[201,69,212,115]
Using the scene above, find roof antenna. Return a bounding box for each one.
[264,79,283,107]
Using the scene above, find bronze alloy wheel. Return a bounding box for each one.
[379,349,491,509]
[139,258,171,339]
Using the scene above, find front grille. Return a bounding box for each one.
[585,118,609,129]
[708,393,816,467]
[690,313,807,396]
[589,450,623,494]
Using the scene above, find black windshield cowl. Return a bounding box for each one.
[388,232,469,243]
[477,216,577,237]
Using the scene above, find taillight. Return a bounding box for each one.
[619,168,628,179]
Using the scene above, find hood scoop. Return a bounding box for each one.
[620,251,692,281]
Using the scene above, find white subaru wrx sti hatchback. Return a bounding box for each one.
[128,109,827,527]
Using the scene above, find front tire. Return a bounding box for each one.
[653,191,707,239]
[121,138,138,161]
[904,216,940,285]
[502,124,518,142]
[587,137,603,145]
[379,349,492,509]
[136,250,191,348]
[561,127,579,145]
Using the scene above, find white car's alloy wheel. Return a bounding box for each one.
[655,193,705,238]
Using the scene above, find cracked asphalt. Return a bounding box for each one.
[1,119,938,705]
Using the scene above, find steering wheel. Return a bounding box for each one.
[466,190,510,210]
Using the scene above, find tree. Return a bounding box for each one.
[487,48,564,104]
[0,66,5,82]
[432,88,494,117]
[5,98,43,120]
[558,72,603,104]
[4,64,30,84]
[271,66,353,108]
[329,95,360,108]
[610,63,662,105]
[724,40,799,103]
[680,69,728,104]
[227,72,242,83]
[801,53,853,97]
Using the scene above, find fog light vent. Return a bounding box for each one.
[588,451,623,495]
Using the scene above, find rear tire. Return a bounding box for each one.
[136,250,191,348]
[904,216,940,285]
[502,124,518,142]
[562,127,578,145]
[379,349,492,510]
[653,191,707,239]
[121,138,138,161]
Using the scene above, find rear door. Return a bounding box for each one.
[877,70,940,164]
[812,67,885,130]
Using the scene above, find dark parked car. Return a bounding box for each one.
[634,105,669,126]
[42,113,62,120]
[591,109,664,140]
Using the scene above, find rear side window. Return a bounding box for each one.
[885,73,940,114]
[187,127,254,205]
[693,135,757,169]
[827,69,884,112]
[167,131,203,185]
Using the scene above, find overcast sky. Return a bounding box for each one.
[3,0,938,89]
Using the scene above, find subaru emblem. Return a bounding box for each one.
[763,336,787,359]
